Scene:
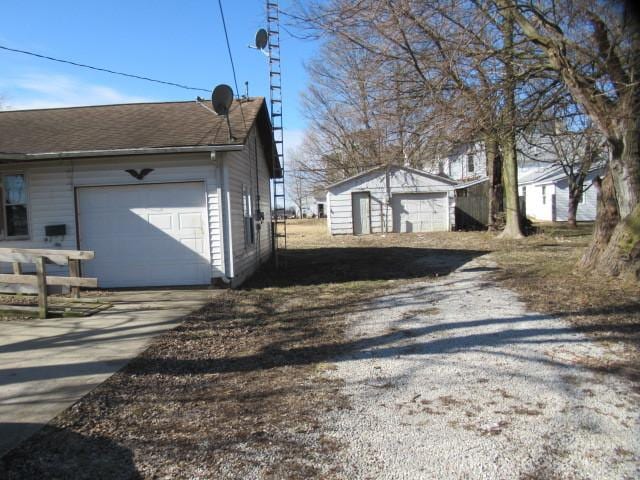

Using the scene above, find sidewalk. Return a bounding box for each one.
[0,289,211,457]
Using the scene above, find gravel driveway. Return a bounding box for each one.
[323,257,639,479]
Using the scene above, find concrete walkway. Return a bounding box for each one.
[0,289,212,457]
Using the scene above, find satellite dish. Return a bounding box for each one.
[211,84,234,116]
[255,28,268,50]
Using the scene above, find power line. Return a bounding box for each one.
[0,44,210,92]
[216,0,246,128]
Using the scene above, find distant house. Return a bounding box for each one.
[310,192,327,218]
[518,166,602,222]
[326,166,457,235]
[434,143,487,182]
[432,136,603,224]
[0,98,279,287]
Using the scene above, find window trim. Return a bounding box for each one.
[466,153,475,173]
[541,185,547,205]
[242,184,255,248]
[0,172,31,240]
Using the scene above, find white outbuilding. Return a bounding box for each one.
[518,165,602,222]
[326,166,457,235]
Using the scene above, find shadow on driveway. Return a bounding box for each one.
[0,423,141,480]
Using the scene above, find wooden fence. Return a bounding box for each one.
[455,181,490,230]
[0,248,97,319]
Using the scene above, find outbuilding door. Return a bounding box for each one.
[392,192,447,233]
[77,182,210,288]
[352,192,371,235]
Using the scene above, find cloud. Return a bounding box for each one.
[0,73,153,110]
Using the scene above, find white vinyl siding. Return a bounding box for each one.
[328,167,455,235]
[223,127,273,285]
[552,176,599,222]
[440,144,487,181]
[0,152,224,280]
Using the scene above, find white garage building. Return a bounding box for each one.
[326,166,457,235]
[0,98,279,287]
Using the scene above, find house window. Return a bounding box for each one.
[1,174,29,238]
[467,153,474,173]
[542,186,547,205]
[522,186,526,197]
[242,184,255,247]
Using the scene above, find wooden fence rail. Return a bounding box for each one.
[0,247,97,319]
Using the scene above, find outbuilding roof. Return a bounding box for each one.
[326,164,458,190]
[0,97,281,176]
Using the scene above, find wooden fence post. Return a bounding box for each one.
[35,256,48,319]
[69,259,80,299]
[12,262,22,275]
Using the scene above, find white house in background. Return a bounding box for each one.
[310,192,327,218]
[518,165,602,222]
[433,143,487,182]
[326,165,457,235]
[433,137,604,223]
[0,98,279,288]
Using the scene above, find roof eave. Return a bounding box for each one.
[0,144,244,163]
[327,164,458,190]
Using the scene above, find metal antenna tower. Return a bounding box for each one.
[267,0,286,266]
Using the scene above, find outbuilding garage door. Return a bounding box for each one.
[77,182,210,288]
[392,193,448,233]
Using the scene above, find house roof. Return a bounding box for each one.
[519,164,603,186]
[326,164,458,190]
[454,176,489,189]
[0,97,281,176]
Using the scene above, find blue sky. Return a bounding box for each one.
[0,0,316,151]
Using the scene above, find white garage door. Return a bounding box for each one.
[77,182,210,288]
[392,193,448,233]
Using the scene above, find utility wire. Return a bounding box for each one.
[216,0,246,128]
[0,44,210,92]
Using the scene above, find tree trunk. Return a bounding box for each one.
[497,7,524,239]
[502,0,640,279]
[567,193,578,228]
[486,135,504,231]
[498,132,524,238]
[580,124,640,280]
[579,170,639,281]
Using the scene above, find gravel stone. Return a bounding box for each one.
[322,257,640,479]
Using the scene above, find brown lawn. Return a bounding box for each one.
[1,219,638,479]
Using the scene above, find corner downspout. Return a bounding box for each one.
[220,154,235,282]
[385,164,391,233]
[254,134,261,269]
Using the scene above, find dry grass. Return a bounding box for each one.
[1,219,638,479]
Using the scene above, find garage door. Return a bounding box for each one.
[392,193,448,233]
[77,182,210,287]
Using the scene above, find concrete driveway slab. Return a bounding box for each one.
[0,289,213,457]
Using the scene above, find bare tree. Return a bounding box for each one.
[300,37,434,182]
[288,0,567,237]
[287,147,315,218]
[522,107,604,227]
[495,0,639,279]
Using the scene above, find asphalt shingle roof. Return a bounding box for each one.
[0,97,267,154]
